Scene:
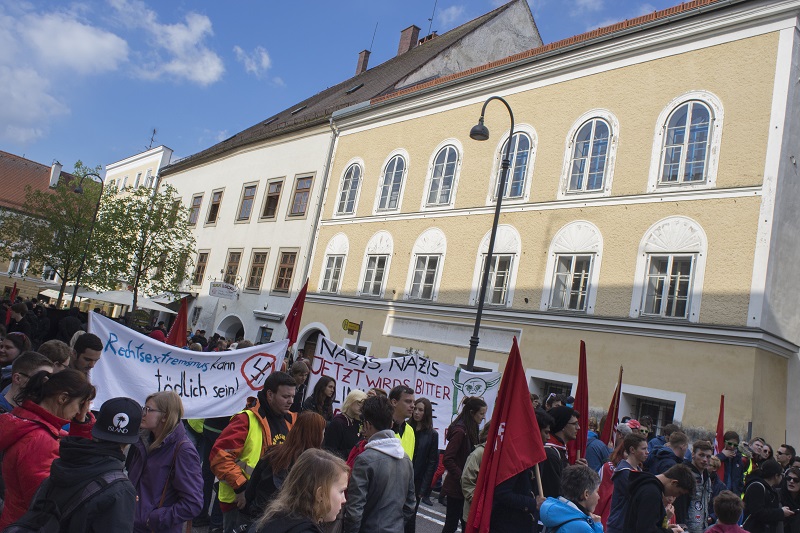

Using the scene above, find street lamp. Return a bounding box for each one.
[466,96,515,371]
[69,172,105,307]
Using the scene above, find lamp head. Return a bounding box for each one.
[73,185,83,194]
[469,117,490,141]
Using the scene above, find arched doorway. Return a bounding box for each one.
[298,329,323,363]
[217,314,245,341]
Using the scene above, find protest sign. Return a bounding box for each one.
[309,337,501,448]
[89,312,288,418]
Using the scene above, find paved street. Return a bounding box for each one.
[191,498,450,532]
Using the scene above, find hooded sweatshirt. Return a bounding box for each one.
[344,429,416,533]
[646,445,683,475]
[33,436,137,533]
[622,470,670,533]
[540,496,604,532]
[0,400,92,528]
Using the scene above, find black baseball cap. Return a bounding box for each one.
[91,397,142,444]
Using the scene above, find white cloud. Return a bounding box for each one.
[0,5,125,144]
[271,76,285,87]
[571,0,603,16]
[215,130,229,142]
[109,0,224,86]
[438,5,465,27]
[233,45,271,78]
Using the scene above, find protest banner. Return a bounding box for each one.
[89,312,288,418]
[309,337,501,448]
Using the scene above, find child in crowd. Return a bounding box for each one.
[707,490,747,533]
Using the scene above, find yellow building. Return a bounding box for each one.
[302,0,800,444]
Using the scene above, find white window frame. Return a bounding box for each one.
[630,216,707,322]
[558,110,619,199]
[316,233,349,294]
[333,158,364,218]
[357,231,393,298]
[7,254,28,276]
[408,255,441,301]
[145,169,154,188]
[541,221,603,314]
[373,149,409,214]
[320,255,345,294]
[404,228,446,301]
[468,225,521,308]
[420,139,463,211]
[361,255,389,297]
[485,124,537,206]
[549,254,594,312]
[647,91,724,193]
[640,254,696,319]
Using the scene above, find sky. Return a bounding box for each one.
[1,0,683,174]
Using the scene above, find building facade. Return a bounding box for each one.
[160,0,542,344]
[302,0,800,444]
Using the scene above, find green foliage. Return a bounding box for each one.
[88,183,196,313]
[0,160,102,306]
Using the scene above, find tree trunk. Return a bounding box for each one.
[56,277,69,308]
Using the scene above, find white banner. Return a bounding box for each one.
[209,282,237,300]
[309,337,501,449]
[89,313,288,418]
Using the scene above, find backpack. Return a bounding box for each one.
[2,470,128,533]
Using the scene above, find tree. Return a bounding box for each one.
[88,183,195,317]
[0,161,102,307]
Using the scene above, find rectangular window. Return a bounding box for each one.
[191,306,202,326]
[206,190,223,224]
[246,251,269,291]
[122,176,128,188]
[261,180,282,219]
[134,172,142,188]
[188,195,203,225]
[237,184,258,221]
[361,255,388,296]
[274,251,297,292]
[643,255,694,319]
[321,255,344,293]
[8,255,28,275]
[479,254,513,305]
[145,169,154,188]
[289,176,312,217]
[42,266,57,281]
[409,255,440,300]
[259,326,274,344]
[634,396,675,434]
[224,250,242,285]
[192,252,209,286]
[550,254,593,311]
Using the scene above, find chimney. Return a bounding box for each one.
[355,49,370,76]
[397,25,421,56]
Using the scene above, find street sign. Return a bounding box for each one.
[342,319,361,332]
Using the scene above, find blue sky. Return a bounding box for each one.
[1,0,681,173]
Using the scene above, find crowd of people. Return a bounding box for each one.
[0,299,798,533]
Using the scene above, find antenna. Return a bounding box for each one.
[147,128,157,149]
[369,22,378,52]
[427,0,439,35]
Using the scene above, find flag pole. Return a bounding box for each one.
[534,464,544,498]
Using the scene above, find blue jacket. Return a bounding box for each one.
[606,460,636,533]
[585,431,610,473]
[716,450,745,495]
[647,435,666,454]
[644,445,682,475]
[540,497,604,532]
[490,468,537,532]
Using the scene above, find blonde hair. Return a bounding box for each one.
[255,448,349,528]
[145,391,184,452]
[341,389,367,418]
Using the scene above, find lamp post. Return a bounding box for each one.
[466,96,515,371]
[69,172,105,307]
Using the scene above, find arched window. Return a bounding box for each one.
[540,221,603,314]
[568,119,610,192]
[497,132,531,199]
[377,155,406,210]
[660,101,712,184]
[404,228,446,301]
[358,231,393,298]
[319,233,349,294]
[469,225,521,307]
[426,145,459,206]
[630,216,707,322]
[336,163,362,216]
[648,92,723,192]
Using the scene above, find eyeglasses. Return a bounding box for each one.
[142,406,163,414]
[787,476,800,484]
[725,441,738,447]
[566,421,580,427]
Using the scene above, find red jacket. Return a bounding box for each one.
[0,400,93,528]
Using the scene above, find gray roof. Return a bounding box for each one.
[161,0,527,175]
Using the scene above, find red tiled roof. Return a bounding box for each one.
[0,151,75,213]
[372,0,729,104]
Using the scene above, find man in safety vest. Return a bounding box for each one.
[210,371,298,533]
[389,384,415,460]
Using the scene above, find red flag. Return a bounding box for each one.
[599,366,623,448]
[466,337,546,533]
[5,283,18,326]
[568,341,589,464]
[284,279,308,346]
[166,297,188,347]
[714,395,725,482]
